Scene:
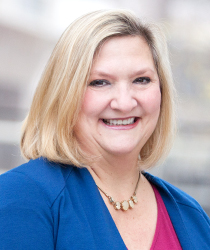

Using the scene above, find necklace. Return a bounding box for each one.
[97,172,141,211]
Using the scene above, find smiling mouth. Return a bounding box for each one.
[102,117,138,126]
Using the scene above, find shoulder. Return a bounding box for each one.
[0,158,74,207]
[144,172,210,224]
[144,172,203,209]
[0,158,76,249]
[144,172,210,249]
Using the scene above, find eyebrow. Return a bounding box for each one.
[131,68,156,77]
[90,68,156,78]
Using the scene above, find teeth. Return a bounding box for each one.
[103,118,135,126]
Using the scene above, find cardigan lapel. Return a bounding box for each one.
[143,172,195,250]
[71,167,127,250]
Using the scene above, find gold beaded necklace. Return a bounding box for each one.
[97,172,141,211]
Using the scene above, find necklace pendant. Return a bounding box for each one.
[131,195,138,204]
[97,172,141,212]
[128,199,134,208]
[109,196,115,204]
[114,201,121,210]
[121,200,129,211]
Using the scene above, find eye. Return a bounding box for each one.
[89,79,110,87]
[133,77,151,84]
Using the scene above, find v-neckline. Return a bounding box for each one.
[83,167,128,248]
[83,168,159,249]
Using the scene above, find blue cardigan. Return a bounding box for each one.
[0,158,210,249]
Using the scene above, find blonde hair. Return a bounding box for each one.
[21,9,176,169]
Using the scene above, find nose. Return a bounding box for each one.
[110,83,138,113]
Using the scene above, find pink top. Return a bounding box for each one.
[127,185,182,249]
[150,185,182,250]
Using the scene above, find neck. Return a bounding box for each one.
[87,153,141,201]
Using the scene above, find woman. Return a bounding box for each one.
[0,10,209,250]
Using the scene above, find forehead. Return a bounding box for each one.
[91,36,156,74]
[96,35,149,54]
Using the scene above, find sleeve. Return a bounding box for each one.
[0,171,54,250]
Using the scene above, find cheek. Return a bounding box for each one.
[82,89,96,110]
[141,88,161,115]
[81,89,109,117]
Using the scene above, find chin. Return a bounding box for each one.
[105,144,141,157]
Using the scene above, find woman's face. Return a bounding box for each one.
[74,36,161,158]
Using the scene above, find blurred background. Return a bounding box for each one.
[0,0,210,215]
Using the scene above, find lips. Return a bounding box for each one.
[102,117,137,126]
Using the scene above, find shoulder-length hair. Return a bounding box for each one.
[21,9,176,169]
